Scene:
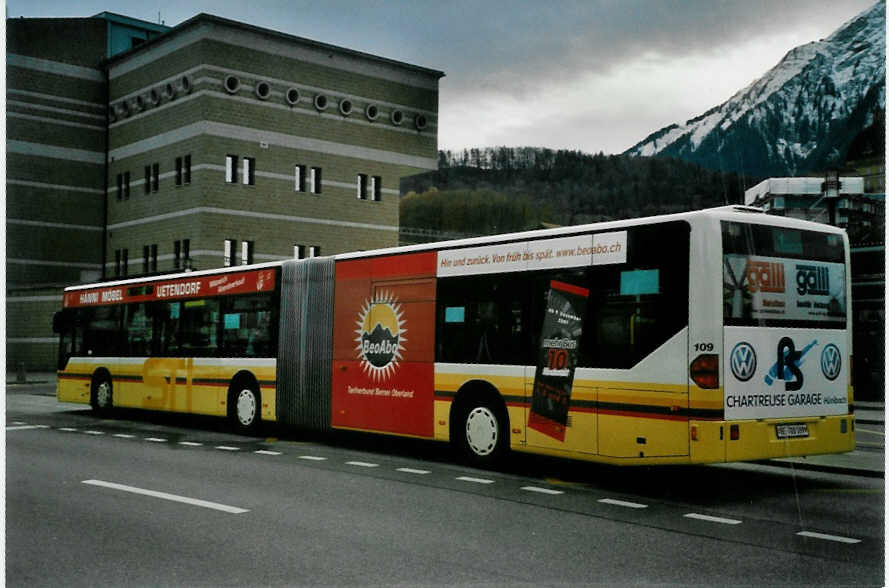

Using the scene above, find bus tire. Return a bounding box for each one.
[90,371,114,416]
[229,382,261,435]
[452,395,509,465]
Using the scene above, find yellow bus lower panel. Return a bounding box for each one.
[58,373,91,404]
[724,415,856,462]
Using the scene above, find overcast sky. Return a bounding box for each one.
[8,0,878,154]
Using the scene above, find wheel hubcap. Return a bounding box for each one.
[96,381,111,408]
[465,407,498,456]
[236,389,257,426]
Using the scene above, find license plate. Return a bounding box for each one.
[776,423,809,439]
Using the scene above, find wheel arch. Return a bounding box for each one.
[227,370,261,406]
[449,379,509,441]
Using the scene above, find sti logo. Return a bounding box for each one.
[354,291,406,381]
[730,342,757,382]
[820,344,842,381]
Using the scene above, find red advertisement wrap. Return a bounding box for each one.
[331,252,436,437]
[64,269,276,308]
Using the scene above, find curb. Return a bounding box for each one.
[755,459,884,479]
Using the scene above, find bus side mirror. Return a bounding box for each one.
[52,310,71,334]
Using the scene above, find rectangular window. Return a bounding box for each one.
[241,240,254,265]
[179,297,220,356]
[223,239,235,267]
[310,167,322,194]
[143,245,150,274]
[372,176,382,201]
[124,172,130,200]
[175,157,183,186]
[81,305,123,357]
[114,250,121,277]
[174,240,181,270]
[357,174,368,200]
[122,248,129,276]
[182,239,191,269]
[150,244,158,273]
[144,166,151,194]
[221,293,277,357]
[309,245,320,258]
[722,221,846,329]
[125,302,153,356]
[243,157,255,185]
[184,155,191,184]
[225,155,238,183]
[152,163,159,192]
[294,244,306,259]
[116,173,123,201]
[295,165,306,192]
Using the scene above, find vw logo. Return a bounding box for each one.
[730,342,757,382]
[821,344,842,381]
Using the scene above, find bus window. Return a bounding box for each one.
[155,301,180,356]
[221,294,277,357]
[125,303,153,357]
[179,298,220,356]
[81,305,123,357]
[580,221,690,369]
[437,274,527,365]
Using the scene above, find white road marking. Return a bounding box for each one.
[396,468,431,475]
[599,498,648,509]
[797,531,861,544]
[456,476,494,485]
[10,421,26,425]
[113,434,136,439]
[84,430,105,435]
[684,513,743,525]
[255,450,282,456]
[298,455,327,461]
[82,480,249,514]
[59,427,79,432]
[179,441,203,447]
[521,486,565,495]
[216,446,239,451]
[144,437,167,442]
[6,424,50,431]
[346,461,379,468]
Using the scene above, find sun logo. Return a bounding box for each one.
[354,291,407,381]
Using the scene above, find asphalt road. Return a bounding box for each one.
[6,392,885,586]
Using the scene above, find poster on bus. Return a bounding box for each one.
[723,254,846,323]
[528,280,589,442]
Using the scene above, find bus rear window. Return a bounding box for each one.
[722,221,846,328]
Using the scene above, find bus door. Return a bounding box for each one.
[590,222,691,459]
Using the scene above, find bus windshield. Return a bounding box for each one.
[722,221,846,329]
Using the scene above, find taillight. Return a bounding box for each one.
[690,354,719,389]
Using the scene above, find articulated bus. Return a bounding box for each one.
[54,206,855,465]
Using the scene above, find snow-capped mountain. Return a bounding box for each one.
[625,1,885,177]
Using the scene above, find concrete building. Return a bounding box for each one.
[7,12,443,371]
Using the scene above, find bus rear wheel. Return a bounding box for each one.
[454,399,508,465]
[229,385,261,435]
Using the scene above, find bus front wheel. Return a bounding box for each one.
[90,372,113,416]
